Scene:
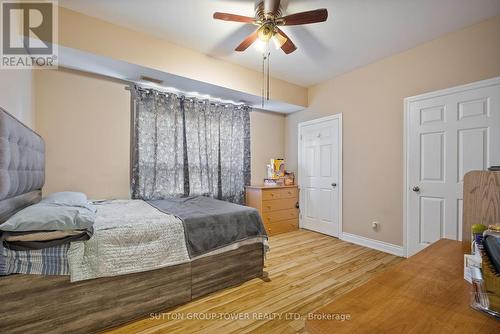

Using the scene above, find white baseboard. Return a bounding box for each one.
[341,232,404,257]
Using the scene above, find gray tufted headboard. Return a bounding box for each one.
[0,107,45,223]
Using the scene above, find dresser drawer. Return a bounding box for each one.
[262,209,298,224]
[262,189,281,200]
[265,218,298,236]
[262,198,297,213]
[280,187,298,199]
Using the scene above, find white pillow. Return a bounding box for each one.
[0,202,95,232]
[41,191,96,212]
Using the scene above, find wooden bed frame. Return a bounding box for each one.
[0,240,264,334]
[0,107,265,333]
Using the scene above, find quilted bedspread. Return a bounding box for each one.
[67,200,190,282]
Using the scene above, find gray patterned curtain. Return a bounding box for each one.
[131,86,251,204]
[131,89,185,199]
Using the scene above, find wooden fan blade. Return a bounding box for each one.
[235,29,259,51]
[264,0,281,16]
[275,28,296,54]
[213,12,255,24]
[280,9,328,26]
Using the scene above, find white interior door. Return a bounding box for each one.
[299,114,341,237]
[407,79,500,256]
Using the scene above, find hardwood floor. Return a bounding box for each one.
[306,240,500,334]
[106,230,402,334]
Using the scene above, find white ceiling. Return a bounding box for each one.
[59,0,500,87]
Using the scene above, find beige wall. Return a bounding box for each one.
[35,69,285,198]
[285,15,500,246]
[56,7,307,108]
[35,69,131,199]
[250,110,285,185]
[0,70,35,128]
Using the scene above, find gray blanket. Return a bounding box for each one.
[147,196,267,258]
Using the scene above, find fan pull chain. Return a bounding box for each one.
[267,51,270,101]
[262,52,265,108]
[261,51,271,108]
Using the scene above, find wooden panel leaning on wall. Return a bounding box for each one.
[463,171,500,253]
[246,185,299,236]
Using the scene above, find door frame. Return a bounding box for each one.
[297,113,343,238]
[403,76,500,257]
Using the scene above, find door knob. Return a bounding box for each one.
[412,186,420,192]
[331,183,337,187]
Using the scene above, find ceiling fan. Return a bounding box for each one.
[213,0,328,54]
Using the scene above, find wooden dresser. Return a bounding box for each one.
[246,185,299,236]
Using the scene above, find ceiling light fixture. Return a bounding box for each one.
[272,32,287,49]
[253,38,268,53]
[213,0,328,107]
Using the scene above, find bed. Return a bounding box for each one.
[0,107,266,334]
